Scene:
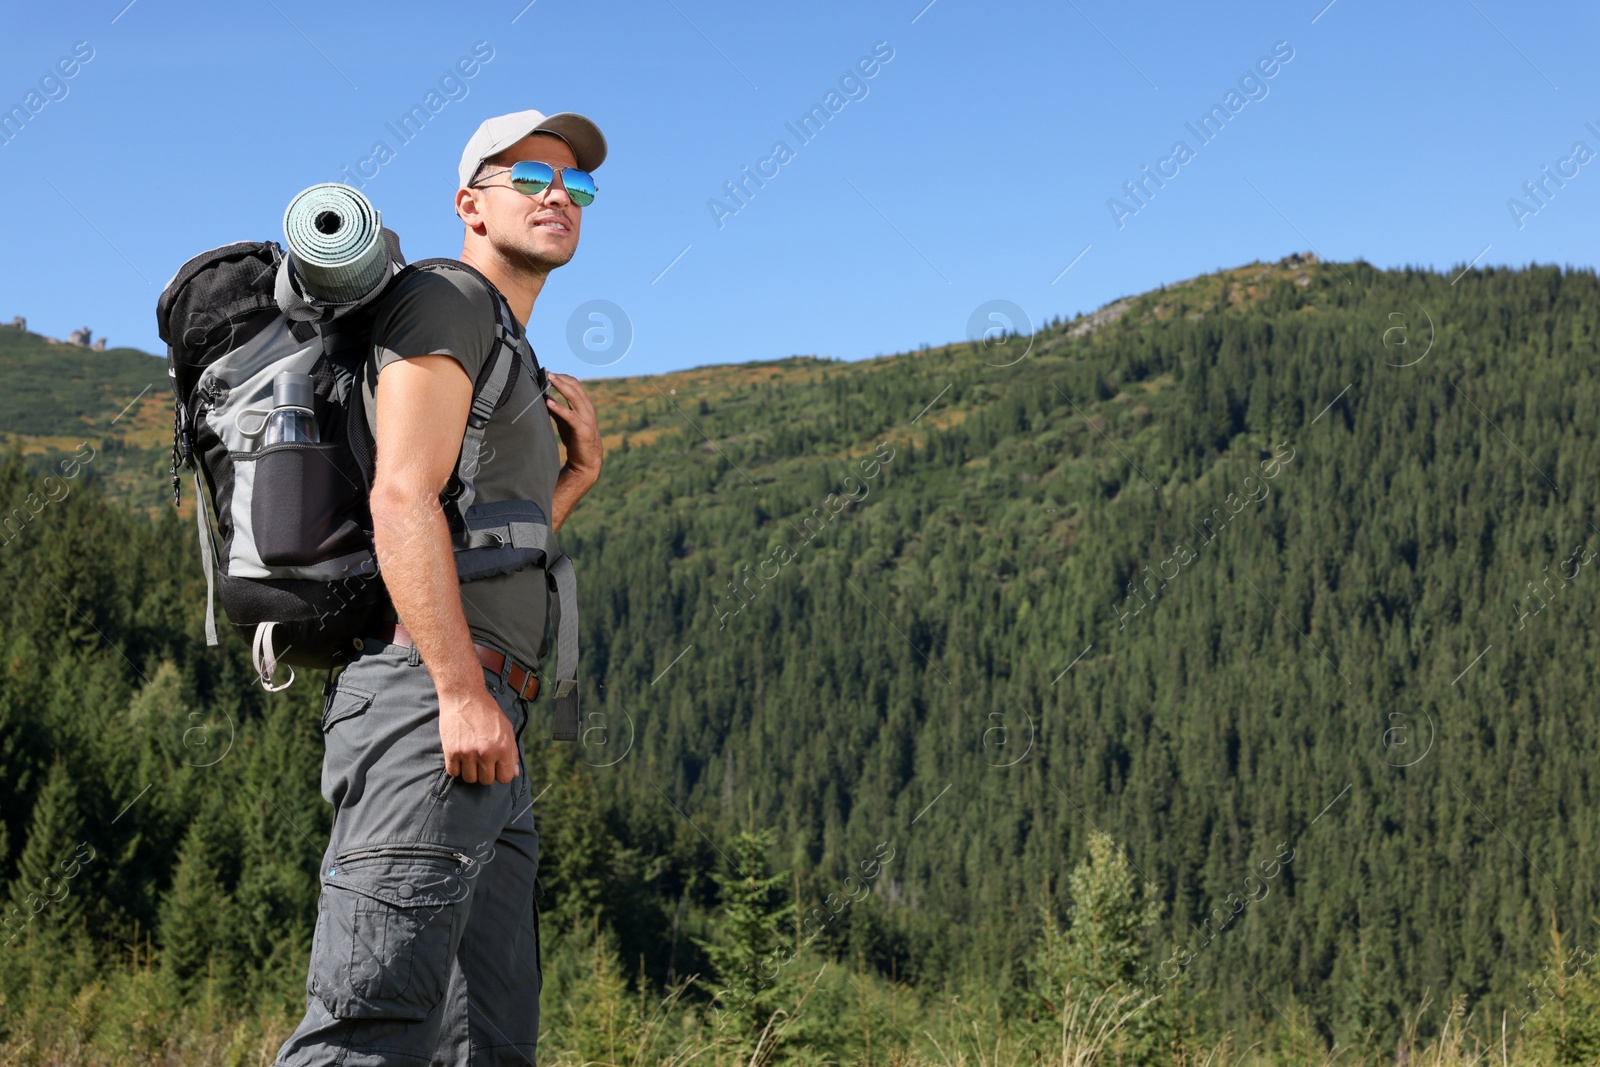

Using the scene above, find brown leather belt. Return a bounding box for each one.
[367,623,541,702]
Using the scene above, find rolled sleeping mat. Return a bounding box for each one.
[282,183,391,304]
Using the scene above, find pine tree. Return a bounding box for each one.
[537,745,616,935]
[1064,830,1161,990]
[1021,830,1178,1065]
[5,759,89,956]
[1338,914,1396,1054]
[1519,911,1600,1065]
[158,822,229,998]
[0,685,30,884]
[557,918,640,1065]
[693,827,793,1032]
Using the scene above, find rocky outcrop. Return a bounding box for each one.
[19,324,110,349]
[1066,297,1133,338]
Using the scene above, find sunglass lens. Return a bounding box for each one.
[562,169,597,207]
[510,160,554,196]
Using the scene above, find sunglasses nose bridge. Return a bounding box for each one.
[540,179,578,212]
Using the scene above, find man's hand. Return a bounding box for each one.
[546,371,602,531]
[546,372,601,480]
[439,689,519,784]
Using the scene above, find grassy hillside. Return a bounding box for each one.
[0,326,171,511]
[0,320,888,515]
[0,327,165,435]
[2,253,1599,1065]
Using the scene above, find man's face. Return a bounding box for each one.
[465,132,583,271]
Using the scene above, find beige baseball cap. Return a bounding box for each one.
[458,109,608,189]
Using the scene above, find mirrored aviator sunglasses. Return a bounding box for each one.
[510,159,597,207]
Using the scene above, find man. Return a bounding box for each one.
[274,109,606,1066]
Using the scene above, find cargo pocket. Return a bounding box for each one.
[429,762,455,801]
[245,441,368,567]
[310,843,475,1021]
[321,684,373,733]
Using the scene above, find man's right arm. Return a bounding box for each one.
[369,353,518,786]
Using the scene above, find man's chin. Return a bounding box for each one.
[505,240,575,272]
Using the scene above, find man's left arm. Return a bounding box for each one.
[545,371,602,532]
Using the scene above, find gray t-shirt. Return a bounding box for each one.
[364,266,562,670]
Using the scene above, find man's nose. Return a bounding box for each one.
[540,175,573,206]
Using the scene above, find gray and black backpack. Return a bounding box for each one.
[157,235,579,739]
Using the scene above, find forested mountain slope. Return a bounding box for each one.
[564,255,1600,1038]
[0,255,1594,1055]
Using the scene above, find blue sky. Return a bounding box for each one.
[1,0,1596,378]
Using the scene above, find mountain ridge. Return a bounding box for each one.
[0,250,1339,513]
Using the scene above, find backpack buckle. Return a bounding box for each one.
[174,405,195,470]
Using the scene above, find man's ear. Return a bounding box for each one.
[456,187,484,229]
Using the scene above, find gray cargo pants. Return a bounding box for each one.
[274,636,543,1067]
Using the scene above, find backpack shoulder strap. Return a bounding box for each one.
[404,259,522,516]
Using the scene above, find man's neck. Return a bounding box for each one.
[458,243,547,327]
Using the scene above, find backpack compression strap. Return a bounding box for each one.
[547,556,579,740]
[191,470,220,647]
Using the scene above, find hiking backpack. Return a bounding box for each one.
[157,235,580,740]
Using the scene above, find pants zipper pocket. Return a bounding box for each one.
[328,842,475,877]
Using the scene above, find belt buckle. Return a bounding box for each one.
[519,673,540,702]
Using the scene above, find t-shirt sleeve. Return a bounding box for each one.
[369,270,495,382]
